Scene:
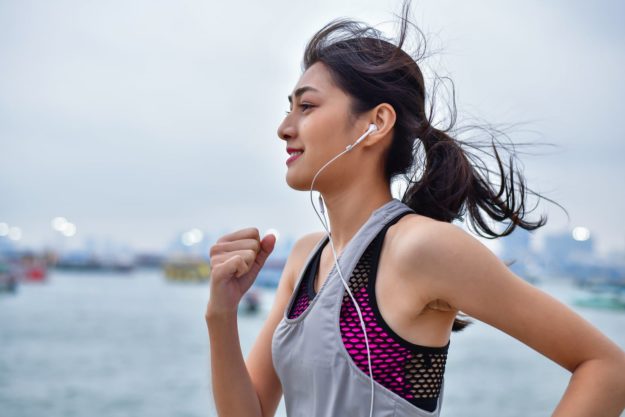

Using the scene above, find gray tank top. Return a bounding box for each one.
[272,198,447,417]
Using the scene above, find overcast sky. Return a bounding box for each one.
[1,0,623,256]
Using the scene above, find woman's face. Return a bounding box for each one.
[277,61,368,191]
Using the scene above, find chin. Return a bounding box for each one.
[285,170,314,192]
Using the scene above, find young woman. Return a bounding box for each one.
[206,3,625,417]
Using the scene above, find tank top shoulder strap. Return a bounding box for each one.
[286,235,329,319]
[367,208,451,352]
[368,209,415,252]
[305,237,328,299]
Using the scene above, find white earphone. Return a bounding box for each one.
[345,123,378,152]
[308,123,379,417]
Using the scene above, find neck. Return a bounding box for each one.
[318,178,393,255]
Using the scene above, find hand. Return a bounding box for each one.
[206,228,276,317]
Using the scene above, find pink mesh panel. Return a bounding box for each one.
[288,279,311,319]
[339,246,448,410]
[287,239,326,319]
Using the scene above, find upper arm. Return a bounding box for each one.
[244,231,325,417]
[406,222,625,373]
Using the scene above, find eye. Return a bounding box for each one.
[284,102,314,115]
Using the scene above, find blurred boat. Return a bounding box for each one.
[134,253,165,269]
[54,252,135,273]
[19,253,48,282]
[0,260,18,293]
[163,257,211,282]
[0,253,49,285]
[239,288,261,315]
[573,280,625,311]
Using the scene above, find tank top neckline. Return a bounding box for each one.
[283,198,399,323]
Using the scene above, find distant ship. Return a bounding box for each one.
[20,253,48,282]
[0,253,49,291]
[54,255,134,273]
[573,277,625,311]
[0,261,18,292]
[162,256,211,282]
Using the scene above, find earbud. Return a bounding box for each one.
[345,123,378,152]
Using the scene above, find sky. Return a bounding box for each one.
[1,0,624,256]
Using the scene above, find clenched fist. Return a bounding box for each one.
[206,228,276,318]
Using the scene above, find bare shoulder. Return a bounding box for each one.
[390,214,462,272]
[393,214,486,272]
[394,214,467,252]
[290,231,327,259]
[391,215,484,310]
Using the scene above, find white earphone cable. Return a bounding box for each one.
[307,126,376,417]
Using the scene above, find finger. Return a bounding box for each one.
[210,238,260,258]
[211,249,256,271]
[217,254,250,279]
[216,228,260,244]
[214,255,244,280]
[233,255,248,278]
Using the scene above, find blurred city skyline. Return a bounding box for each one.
[1,0,624,256]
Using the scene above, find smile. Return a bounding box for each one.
[286,152,303,166]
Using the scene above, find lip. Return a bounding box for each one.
[286,147,304,154]
[286,147,304,166]
[286,152,303,166]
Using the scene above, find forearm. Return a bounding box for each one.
[207,311,263,417]
[552,358,625,417]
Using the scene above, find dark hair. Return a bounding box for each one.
[302,0,567,331]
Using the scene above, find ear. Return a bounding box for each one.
[362,103,396,148]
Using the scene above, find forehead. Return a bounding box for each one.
[292,62,337,94]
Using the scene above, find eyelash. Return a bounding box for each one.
[285,103,314,115]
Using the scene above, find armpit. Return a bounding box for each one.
[425,299,454,312]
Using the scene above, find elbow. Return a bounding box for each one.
[572,349,625,396]
[601,350,625,398]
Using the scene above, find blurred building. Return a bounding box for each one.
[497,226,624,286]
[498,227,541,282]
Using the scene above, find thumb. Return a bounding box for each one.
[255,233,276,266]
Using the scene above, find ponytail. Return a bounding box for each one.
[401,122,555,238]
[401,125,469,224]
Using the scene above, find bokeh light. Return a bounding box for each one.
[572,226,591,241]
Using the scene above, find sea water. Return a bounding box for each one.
[0,270,624,417]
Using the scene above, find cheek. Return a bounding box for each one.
[301,108,347,149]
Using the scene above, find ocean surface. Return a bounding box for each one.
[1,269,624,417]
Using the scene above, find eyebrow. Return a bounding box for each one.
[287,86,320,104]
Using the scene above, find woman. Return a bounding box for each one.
[206,3,625,416]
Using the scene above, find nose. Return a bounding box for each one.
[277,116,296,141]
